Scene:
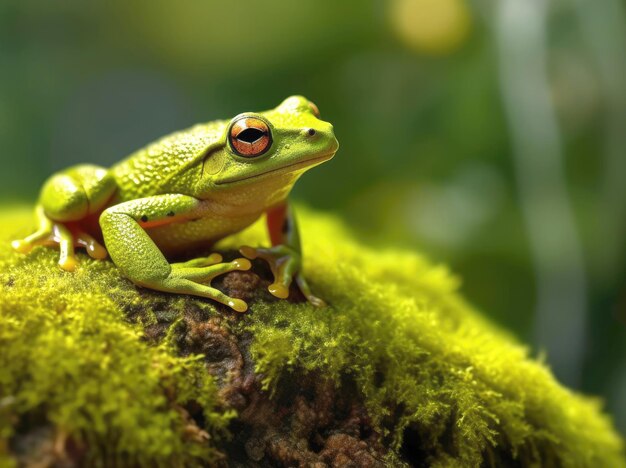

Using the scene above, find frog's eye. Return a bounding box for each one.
[229,117,271,157]
[308,101,320,118]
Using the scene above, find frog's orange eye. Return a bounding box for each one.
[229,117,271,157]
[309,101,320,118]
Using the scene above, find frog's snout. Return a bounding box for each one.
[303,122,338,156]
[304,120,334,137]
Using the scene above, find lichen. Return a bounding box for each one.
[0,204,624,467]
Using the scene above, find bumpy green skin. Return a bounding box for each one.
[13,96,338,312]
[1,206,624,467]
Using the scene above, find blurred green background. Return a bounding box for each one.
[1,0,625,434]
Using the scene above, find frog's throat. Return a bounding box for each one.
[215,152,334,186]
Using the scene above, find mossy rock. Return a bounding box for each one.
[0,205,623,467]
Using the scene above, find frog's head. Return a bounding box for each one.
[195,96,338,207]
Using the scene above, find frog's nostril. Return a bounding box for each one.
[307,128,316,136]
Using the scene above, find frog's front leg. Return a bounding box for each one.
[240,203,325,307]
[100,194,251,312]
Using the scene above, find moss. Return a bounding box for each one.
[0,204,624,467]
[0,207,231,466]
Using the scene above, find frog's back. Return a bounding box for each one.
[111,119,226,202]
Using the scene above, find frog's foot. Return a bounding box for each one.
[295,274,327,308]
[12,222,108,272]
[239,245,326,307]
[167,256,252,312]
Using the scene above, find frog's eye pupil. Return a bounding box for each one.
[229,117,272,157]
[237,127,266,144]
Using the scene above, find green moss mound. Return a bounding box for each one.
[0,208,232,467]
[0,205,624,467]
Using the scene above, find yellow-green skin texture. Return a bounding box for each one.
[13,96,338,312]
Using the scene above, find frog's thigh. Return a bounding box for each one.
[100,195,201,284]
[41,165,116,222]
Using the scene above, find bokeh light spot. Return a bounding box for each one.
[389,0,472,55]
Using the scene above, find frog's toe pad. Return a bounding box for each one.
[206,253,223,264]
[59,256,79,272]
[231,258,252,270]
[11,239,33,254]
[269,282,289,299]
[227,298,248,313]
[239,245,263,260]
[85,241,108,260]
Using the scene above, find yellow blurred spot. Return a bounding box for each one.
[389,0,472,55]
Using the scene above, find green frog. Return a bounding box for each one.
[12,96,338,312]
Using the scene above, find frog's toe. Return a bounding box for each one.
[87,243,108,260]
[240,245,299,299]
[231,257,252,271]
[175,253,224,269]
[205,293,248,313]
[208,257,252,277]
[171,258,251,283]
[59,254,79,272]
[53,222,81,272]
[158,275,250,313]
[206,253,224,265]
[239,245,260,260]
[11,239,34,254]
[296,274,327,308]
[268,282,290,299]
[11,226,54,254]
[197,289,248,313]
[227,298,248,313]
[75,231,108,260]
[308,296,326,308]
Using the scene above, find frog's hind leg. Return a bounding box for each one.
[12,165,116,271]
[13,207,108,271]
[11,206,78,271]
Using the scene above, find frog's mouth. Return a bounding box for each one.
[215,151,335,186]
